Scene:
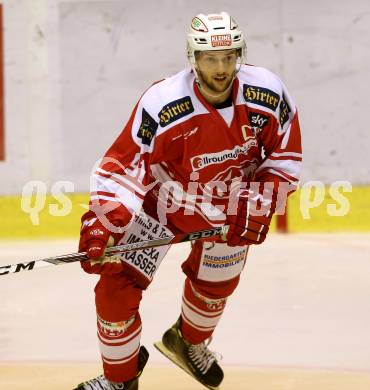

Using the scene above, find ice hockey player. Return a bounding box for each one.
[75,11,302,390]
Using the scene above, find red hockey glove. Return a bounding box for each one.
[226,181,276,246]
[78,205,131,275]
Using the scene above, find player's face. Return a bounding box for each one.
[195,50,238,93]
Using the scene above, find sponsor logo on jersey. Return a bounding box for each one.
[279,94,292,127]
[190,139,257,171]
[243,84,280,112]
[158,96,194,127]
[242,112,269,139]
[137,108,158,146]
[211,34,232,47]
[241,125,256,141]
[248,111,269,129]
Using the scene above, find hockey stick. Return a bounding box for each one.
[0,226,228,277]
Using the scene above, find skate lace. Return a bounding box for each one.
[80,375,125,390]
[188,338,221,374]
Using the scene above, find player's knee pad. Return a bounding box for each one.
[95,273,143,320]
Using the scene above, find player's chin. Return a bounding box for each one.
[212,79,232,92]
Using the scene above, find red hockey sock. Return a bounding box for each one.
[97,312,142,383]
[180,278,227,344]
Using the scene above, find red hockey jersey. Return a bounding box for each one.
[91,65,302,232]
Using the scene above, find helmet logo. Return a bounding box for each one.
[208,15,223,21]
[211,34,232,47]
[191,17,208,32]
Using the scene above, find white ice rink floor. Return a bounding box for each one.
[1,233,370,389]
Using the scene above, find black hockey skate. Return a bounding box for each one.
[154,318,223,390]
[73,345,149,390]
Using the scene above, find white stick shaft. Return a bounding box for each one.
[0,226,227,277]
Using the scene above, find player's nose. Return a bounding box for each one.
[215,59,227,73]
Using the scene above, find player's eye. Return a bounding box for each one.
[205,57,217,64]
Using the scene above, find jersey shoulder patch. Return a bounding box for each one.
[140,69,196,129]
[137,108,158,146]
[158,96,194,127]
[238,65,284,113]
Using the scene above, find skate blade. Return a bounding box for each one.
[154,341,219,390]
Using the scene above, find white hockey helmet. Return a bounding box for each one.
[187,12,246,65]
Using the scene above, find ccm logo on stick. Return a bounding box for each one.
[183,228,222,241]
[0,262,35,275]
